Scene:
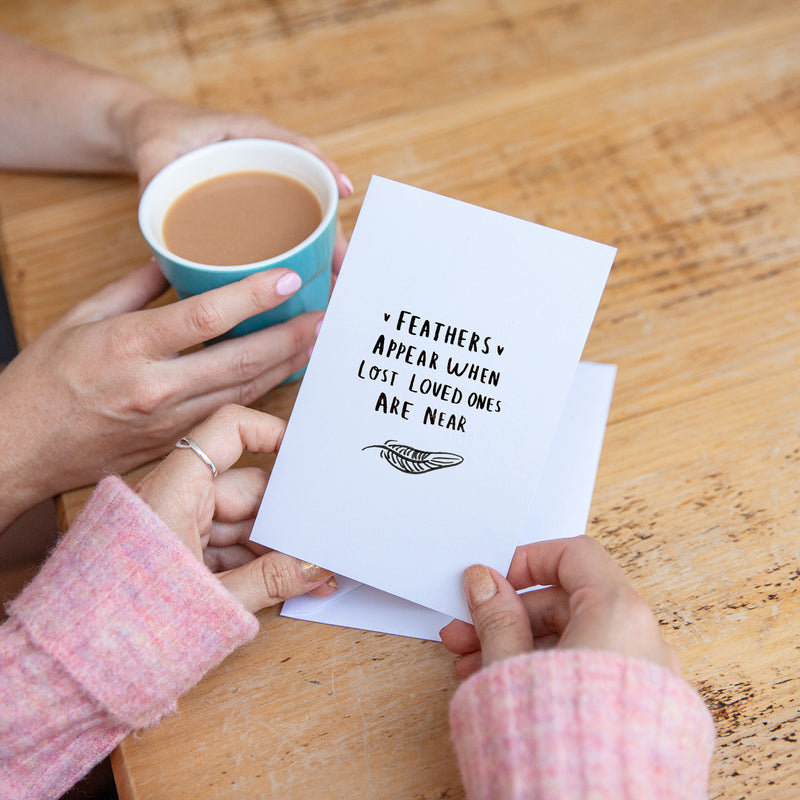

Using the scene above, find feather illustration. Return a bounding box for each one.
[362,440,464,475]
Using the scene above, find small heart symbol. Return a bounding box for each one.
[383,312,391,322]
[497,345,505,356]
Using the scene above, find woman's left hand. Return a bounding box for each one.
[125,98,352,273]
[135,403,336,612]
[440,537,679,680]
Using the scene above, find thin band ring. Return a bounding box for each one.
[175,436,218,478]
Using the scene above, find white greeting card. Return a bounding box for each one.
[281,361,616,639]
[250,176,615,621]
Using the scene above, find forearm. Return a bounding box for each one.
[0,477,258,799]
[0,619,129,800]
[0,31,163,174]
[450,649,715,800]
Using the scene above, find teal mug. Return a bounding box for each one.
[138,138,338,340]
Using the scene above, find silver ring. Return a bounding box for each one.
[175,436,218,477]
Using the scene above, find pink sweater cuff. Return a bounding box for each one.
[450,649,715,800]
[8,476,259,729]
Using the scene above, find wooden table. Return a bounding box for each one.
[1,2,799,797]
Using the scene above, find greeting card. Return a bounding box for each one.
[250,176,615,621]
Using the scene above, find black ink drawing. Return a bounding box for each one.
[363,440,464,475]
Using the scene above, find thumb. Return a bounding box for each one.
[219,552,334,614]
[464,564,534,669]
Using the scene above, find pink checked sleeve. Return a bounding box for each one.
[0,476,259,800]
[450,648,715,800]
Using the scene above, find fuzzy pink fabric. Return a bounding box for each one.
[0,476,258,800]
[450,648,715,799]
[1,476,716,800]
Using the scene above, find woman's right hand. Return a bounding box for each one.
[0,261,320,531]
[440,536,680,679]
[135,403,335,612]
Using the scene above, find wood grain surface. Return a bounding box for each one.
[1,1,799,798]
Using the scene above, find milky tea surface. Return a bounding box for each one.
[163,170,322,266]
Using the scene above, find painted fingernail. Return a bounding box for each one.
[326,576,339,590]
[340,173,354,195]
[464,564,498,609]
[299,560,328,582]
[275,271,302,296]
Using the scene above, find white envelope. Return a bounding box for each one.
[281,361,616,640]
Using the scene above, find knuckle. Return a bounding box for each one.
[203,551,221,572]
[544,594,570,633]
[127,380,167,415]
[230,346,266,384]
[623,591,657,627]
[212,402,244,427]
[186,299,226,339]
[232,380,261,408]
[577,534,608,558]
[232,380,262,407]
[103,322,143,362]
[257,557,297,603]
[599,584,656,632]
[243,277,272,312]
[476,605,522,639]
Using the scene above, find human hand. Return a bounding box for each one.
[440,536,679,679]
[135,403,336,612]
[123,97,352,273]
[0,260,319,530]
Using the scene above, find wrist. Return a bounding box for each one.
[106,81,170,175]
[112,91,184,179]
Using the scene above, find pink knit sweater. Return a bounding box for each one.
[1,477,715,799]
[450,649,715,799]
[0,477,258,800]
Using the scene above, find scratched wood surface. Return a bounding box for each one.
[1,1,799,798]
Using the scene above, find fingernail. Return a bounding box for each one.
[299,560,328,582]
[275,271,302,296]
[326,575,338,590]
[314,318,324,337]
[464,564,498,609]
[340,173,354,195]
